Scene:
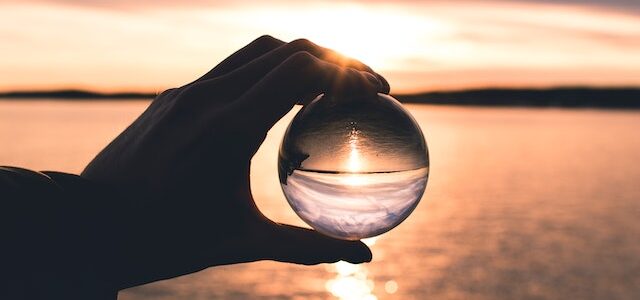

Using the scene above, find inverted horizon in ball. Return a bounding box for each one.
[278,93,429,240]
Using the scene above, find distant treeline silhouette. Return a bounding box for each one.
[1,87,639,108]
[0,90,156,99]
[395,87,640,108]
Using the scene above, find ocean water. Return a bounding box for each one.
[1,99,639,299]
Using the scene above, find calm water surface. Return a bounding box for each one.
[1,100,639,299]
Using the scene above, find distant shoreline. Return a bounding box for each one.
[1,87,639,108]
[395,87,640,109]
[0,90,157,100]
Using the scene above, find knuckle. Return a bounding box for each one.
[178,84,200,98]
[172,83,208,107]
[152,87,179,105]
[157,88,178,99]
[342,66,360,79]
[362,70,378,82]
[289,38,315,50]
[253,34,278,46]
[286,51,317,67]
[255,34,275,41]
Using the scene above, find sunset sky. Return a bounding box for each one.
[1,0,639,93]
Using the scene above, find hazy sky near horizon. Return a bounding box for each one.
[1,0,639,93]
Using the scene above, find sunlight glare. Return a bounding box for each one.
[3,2,640,92]
[231,4,452,69]
[384,280,398,294]
[346,124,363,174]
[347,148,362,173]
[362,236,379,246]
[342,173,367,186]
[326,261,376,300]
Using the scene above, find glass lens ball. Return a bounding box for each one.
[278,93,429,240]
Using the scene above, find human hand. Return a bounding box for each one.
[82,35,389,289]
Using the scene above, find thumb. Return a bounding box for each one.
[265,223,372,265]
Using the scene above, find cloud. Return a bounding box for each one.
[503,0,640,13]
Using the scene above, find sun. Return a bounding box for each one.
[240,3,450,70]
[295,5,430,69]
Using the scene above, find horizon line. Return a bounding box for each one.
[1,85,639,98]
[2,86,639,109]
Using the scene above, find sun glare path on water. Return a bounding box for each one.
[344,122,369,186]
[325,237,384,300]
[346,124,363,172]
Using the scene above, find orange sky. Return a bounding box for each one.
[1,0,639,93]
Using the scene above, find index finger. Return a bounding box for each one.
[194,35,285,83]
[229,51,383,134]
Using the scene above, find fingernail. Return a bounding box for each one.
[363,72,384,90]
[376,74,391,93]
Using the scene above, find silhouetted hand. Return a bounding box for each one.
[82,35,390,290]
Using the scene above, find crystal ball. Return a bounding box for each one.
[278,93,429,240]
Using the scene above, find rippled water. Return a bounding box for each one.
[1,100,639,299]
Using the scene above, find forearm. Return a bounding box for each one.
[1,167,120,299]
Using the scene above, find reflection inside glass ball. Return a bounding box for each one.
[278,93,429,240]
